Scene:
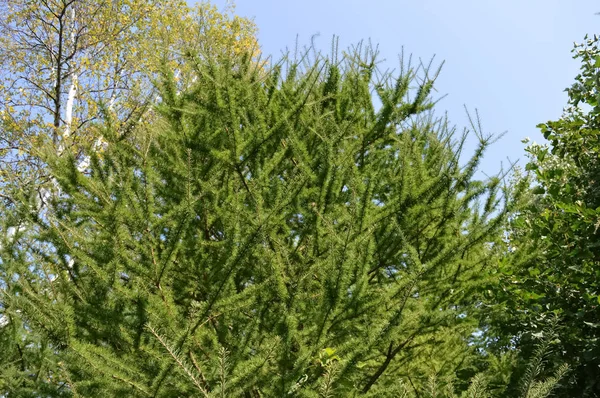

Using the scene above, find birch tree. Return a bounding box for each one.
[0,0,258,201]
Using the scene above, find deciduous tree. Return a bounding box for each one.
[486,34,600,397]
[0,0,258,200]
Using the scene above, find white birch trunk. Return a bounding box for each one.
[58,6,78,155]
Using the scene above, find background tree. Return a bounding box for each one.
[484,35,600,397]
[1,38,527,396]
[0,0,258,202]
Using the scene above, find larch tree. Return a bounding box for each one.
[0,37,529,396]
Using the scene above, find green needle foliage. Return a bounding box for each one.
[1,42,526,396]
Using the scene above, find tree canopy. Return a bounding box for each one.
[0,37,533,395]
[485,35,600,397]
[1,1,596,397]
[0,0,258,199]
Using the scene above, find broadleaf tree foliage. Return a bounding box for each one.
[0,0,259,202]
[0,35,535,395]
[487,34,600,397]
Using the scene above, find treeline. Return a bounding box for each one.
[0,1,598,397]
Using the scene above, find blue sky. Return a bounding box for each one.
[209,0,599,175]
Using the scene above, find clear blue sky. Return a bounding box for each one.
[208,0,599,175]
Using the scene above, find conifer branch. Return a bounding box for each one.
[361,328,421,393]
[147,324,210,397]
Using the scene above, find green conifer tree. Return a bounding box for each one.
[1,43,524,396]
